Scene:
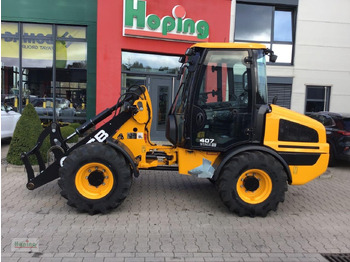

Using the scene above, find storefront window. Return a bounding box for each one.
[1,22,20,110]
[1,22,87,123]
[57,25,86,39]
[235,5,273,42]
[122,52,179,74]
[22,23,53,123]
[121,51,180,140]
[235,3,295,64]
[56,37,87,122]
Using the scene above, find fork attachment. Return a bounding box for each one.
[21,122,68,190]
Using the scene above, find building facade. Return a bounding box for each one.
[1,0,97,121]
[2,0,350,140]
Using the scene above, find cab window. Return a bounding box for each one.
[191,50,253,149]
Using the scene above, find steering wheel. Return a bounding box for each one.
[192,105,207,131]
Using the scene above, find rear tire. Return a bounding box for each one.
[58,143,132,214]
[217,151,287,217]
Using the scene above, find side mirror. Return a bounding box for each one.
[179,56,186,64]
[185,48,194,56]
[269,54,278,63]
[265,49,278,63]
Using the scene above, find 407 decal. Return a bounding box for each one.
[199,138,217,147]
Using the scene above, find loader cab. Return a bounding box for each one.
[166,43,273,151]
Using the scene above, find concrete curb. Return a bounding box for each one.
[5,164,39,173]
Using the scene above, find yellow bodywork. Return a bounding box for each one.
[112,87,220,175]
[191,42,267,50]
[264,105,329,185]
[112,86,328,185]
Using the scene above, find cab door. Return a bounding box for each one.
[190,50,253,150]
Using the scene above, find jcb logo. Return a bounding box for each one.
[87,130,109,144]
[60,130,110,167]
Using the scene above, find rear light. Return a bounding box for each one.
[337,130,350,136]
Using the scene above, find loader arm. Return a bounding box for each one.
[22,85,146,190]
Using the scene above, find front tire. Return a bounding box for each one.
[217,151,287,217]
[58,143,132,214]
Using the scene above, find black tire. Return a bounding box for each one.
[207,178,216,185]
[217,151,287,217]
[58,142,132,214]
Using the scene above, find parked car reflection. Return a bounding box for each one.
[31,98,76,123]
[307,112,350,166]
[1,104,21,139]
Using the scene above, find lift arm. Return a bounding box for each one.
[22,86,146,190]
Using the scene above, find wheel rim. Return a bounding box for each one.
[236,169,272,204]
[75,162,114,199]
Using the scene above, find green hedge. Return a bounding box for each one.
[7,104,50,165]
[60,126,78,143]
[7,105,80,165]
[68,122,81,130]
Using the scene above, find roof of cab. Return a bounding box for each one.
[191,42,267,49]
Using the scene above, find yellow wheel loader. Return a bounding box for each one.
[22,43,329,217]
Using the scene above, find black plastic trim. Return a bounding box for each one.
[166,114,177,145]
[147,166,179,171]
[278,145,319,149]
[279,119,319,143]
[254,104,270,142]
[105,138,140,178]
[279,152,321,166]
[212,144,292,184]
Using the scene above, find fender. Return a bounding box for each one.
[105,138,140,178]
[212,144,292,184]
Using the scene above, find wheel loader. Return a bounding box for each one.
[22,42,329,217]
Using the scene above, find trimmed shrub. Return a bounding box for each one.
[68,122,81,130]
[7,104,50,165]
[60,126,78,143]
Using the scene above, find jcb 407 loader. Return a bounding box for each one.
[22,43,329,217]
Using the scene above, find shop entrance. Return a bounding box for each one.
[149,76,176,141]
[122,51,181,141]
[121,73,179,141]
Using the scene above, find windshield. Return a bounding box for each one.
[171,52,200,115]
[172,67,189,115]
[190,49,255,148]
[194,50,251,107]
[256,50,268,104]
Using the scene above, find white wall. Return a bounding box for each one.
[291,0,350,113]
[232,0,350,114]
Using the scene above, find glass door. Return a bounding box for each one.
[149,76,173,141]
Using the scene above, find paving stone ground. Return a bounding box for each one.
[1,142,350,261]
